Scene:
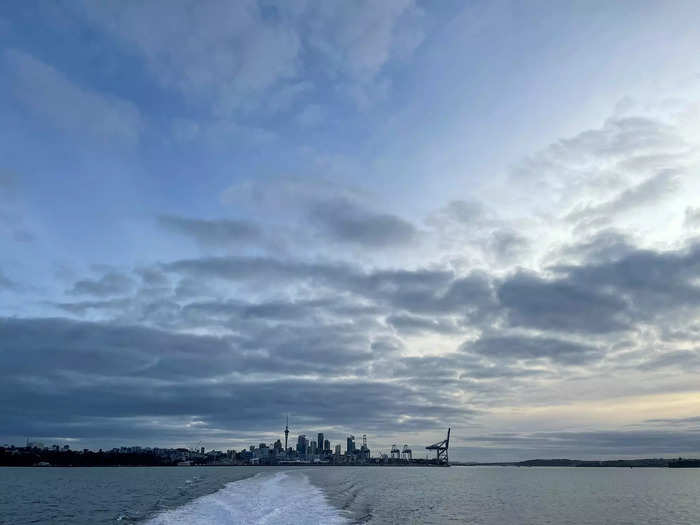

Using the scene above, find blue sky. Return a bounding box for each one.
[2,0,700,460]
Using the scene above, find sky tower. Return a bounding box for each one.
[284,415,289,452]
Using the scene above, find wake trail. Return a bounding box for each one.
[145,471,349,525]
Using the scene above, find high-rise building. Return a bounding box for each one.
[317,433,324,453]
[324,439,330,452]
[296,435,307,456]
[360,435,370,461]
[334,444,341,455]
[346,435,355,455]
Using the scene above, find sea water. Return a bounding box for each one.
[1,466,700,524]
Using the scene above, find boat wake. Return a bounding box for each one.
[145,471,349,524]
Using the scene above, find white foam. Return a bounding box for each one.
[146,471,349,525]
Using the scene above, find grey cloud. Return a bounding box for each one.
[500,241,700,334]
[54,298,134,315]
[136,267,170,288]
[661,323,700,342]
[645,416,700,426]
[684,207,700,229]
[164,255,354,287]
[558,229,636,264]
[566,171,680,223]
[459,429,700,459]
[0,317,461,444]
[163,255,480,317]
[68,271,136,297]
[309,197,417,247]
[369,270,496,321]
[386,314,461,335]
[425,199,492,234]
[0,269,16,291]
[554,117,684,162]
[64,255,496,338]
[469,334,602,365]
[486,229,529,263]
[555,242,700,318]
[637,350,700,371]
[0,317,238,381]
[441,200,485,224]
[158,214,262,246]
[498,271,629,334]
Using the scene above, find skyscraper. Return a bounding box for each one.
[317,433,324,454]
[346,435,355,455]
[296,435,307,456]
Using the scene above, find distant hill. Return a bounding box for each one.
[453,458,700,468]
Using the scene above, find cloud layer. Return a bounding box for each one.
[2,1,700,459]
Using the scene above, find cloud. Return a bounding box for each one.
[68,271,136,297]
[301,0,424,106]
[0,316,461,444]
[0,270,16,291]
[309,197,418,247]
[158,215,262,247]
[558,229,636,264]
[566,171,680,223]
[554,242,700,320]
[77,1,300,116]
[684,207,700,229]
[426,200,489,230]
[468,334,602,365]
[509,113,695,234]
[498,240,700,335]
[386,313,462,335]
[76,0,425,113]
[4,49,142,145]
[637,350,700,372]
[486,229,529,264]
[295,104,325,128]
[645,416,700,426]
[498,271,629,334]
[459,429,700,459]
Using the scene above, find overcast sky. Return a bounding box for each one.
[2,0,700,461]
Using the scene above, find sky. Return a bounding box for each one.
[2,0,700,461]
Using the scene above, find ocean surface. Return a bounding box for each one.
[1,465,700,524]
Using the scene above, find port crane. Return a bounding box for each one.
[426,428,450,465]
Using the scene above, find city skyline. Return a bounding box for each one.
[3,416,421,461]
[3,421,449,466]
[2,1,700,462]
